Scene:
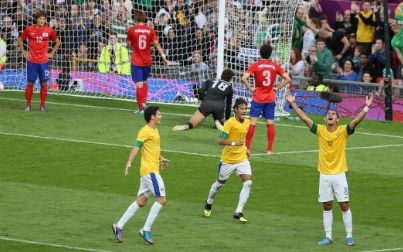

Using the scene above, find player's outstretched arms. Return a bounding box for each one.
[286,93,313,128]
[125,146,140,176]
[349,94,373,130]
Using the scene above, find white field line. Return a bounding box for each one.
[359,248,403,252]
[1,97,403,140]
[1,131,403,158]
[0,236,112,252]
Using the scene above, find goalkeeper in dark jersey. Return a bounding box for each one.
[173,69,235,131]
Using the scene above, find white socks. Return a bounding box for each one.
[117,201,140,229]
[342,209,353,238]
[323,210,333,240]
[143,202,164,231]
[206,181,224,204]
[235,180,252,213]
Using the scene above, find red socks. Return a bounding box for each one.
[267,124,275,153]
[136,82,148,111]
[25,84,34,106]
[40,84,47,107]
[245,124,256,150]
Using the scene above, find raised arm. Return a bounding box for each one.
[125,146,140,176]
[286,93,314,128]
[349,95,373,130]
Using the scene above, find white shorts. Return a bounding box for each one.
[318,172,349,202]
[218,160,252,181]
[137,173,166,198]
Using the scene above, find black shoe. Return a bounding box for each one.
[233,212,247,223]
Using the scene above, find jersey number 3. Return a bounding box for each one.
[262,70,272,86]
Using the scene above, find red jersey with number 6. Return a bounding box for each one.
[246,59,285,103]
[127,24,157,66]
[19,25,58,64]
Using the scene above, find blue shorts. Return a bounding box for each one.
[131,65,151,83]
[27,61,49,82]
[250,101,276,120]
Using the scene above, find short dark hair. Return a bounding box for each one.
[144,105,159,123]
[233,97,248,110]
[34,10,47,21]
[260,43,273,59]
[134,10,146,23]
[221,69,235,82]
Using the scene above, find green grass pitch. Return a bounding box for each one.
[0,91,403,252]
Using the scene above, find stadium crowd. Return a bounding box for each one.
[0,0,402,96]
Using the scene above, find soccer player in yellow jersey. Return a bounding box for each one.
[112,105,169,245]
[203,98,252,223]
[286,93,374,247]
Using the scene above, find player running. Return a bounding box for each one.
[173,69,235,131]
[286,92,374,247]
[241,43,291,154]
[18,10,61,112]
[112,105,169,245]
[203,98,252,223]
[126,10,168,114]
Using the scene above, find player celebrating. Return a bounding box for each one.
[112,105,169,245]
[18,10,61,112]
[203,98,252,223]
[286,92,374,246]
[241,43,291,154]
[127,10,168,114]
[172,69,235,131]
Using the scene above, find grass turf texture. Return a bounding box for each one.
[0,91,402,252]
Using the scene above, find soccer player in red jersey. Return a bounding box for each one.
[241,43,291,154]
[17,10,61,112]
[126,11,168,114]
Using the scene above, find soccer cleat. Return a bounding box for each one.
[39,105,46,112]
[318,237,332,246]
[346,237,355,246]
[172,125,188,131]
[25,105,31,112]
[111,223,123,243]
[139,229,154,245]
[203,202,212,217]
[233,212,247,223]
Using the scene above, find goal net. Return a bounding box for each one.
[0,0,300,113]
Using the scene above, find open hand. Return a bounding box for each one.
[366,94,374,107]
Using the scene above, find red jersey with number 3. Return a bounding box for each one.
[127,24,157,66]
[19,25,58,64]
[246,59,285,103]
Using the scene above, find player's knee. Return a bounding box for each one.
[323,201,333,211]
[340,202,349,212]
[156,197,167,206]
[136,195,148,207]
[243,180,252,188]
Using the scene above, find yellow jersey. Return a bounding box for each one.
[134,125,161,176]
[356,11,375,43]
[310,123,354,175]
[219,117,250,163]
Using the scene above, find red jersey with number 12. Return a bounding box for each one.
[246,59,285,103]
[127,24,157,66]
[19,25,58,64]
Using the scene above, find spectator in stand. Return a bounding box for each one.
[293,5,306,50]
[0,32,7,70]
[335,59,359,81]
[302,16,320,57]
[334,9,356,36]
[317,28,350,64]
[162,26,182,64]
[356,52,376,82]
[368,38,386,80]
[288,48,305,77]
[351,0,376,55]
[391,22,403,79]
[88,14,105,59]
[191,49,209,85]
[98,34,130,75]
[362,71,373,83]
[194,5,207,29]
[192,29,210,64]
[74,43,95,71]
[311,39,333,79]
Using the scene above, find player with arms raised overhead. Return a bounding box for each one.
[286,92,374,247]
[18,10,61,112]
[203,98,252,223]
[112,105,169,245]
[241,43,291,154]
[127,10,168,114]
[172,69,235,131]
